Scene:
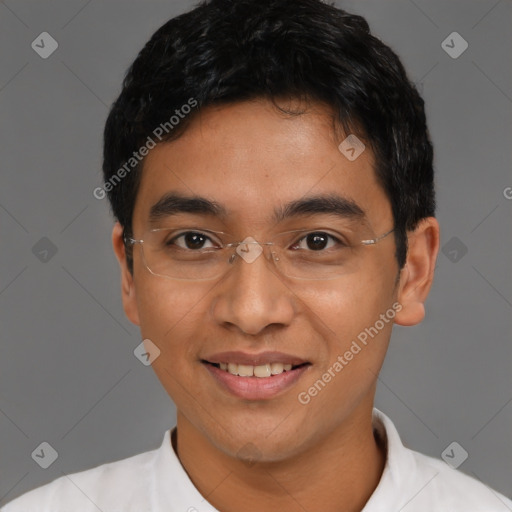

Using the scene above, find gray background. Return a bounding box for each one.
[1,0,511,505]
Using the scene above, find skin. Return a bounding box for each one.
[112,98,440,512]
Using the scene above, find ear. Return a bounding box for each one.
[112,222,140,326]
[394,217,440,327]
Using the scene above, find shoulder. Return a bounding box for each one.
[408,449,512,511]
[1,441,162,512]
[371,409,512,511]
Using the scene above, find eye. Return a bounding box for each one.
[169,231,218,250]
[291,232,344,251]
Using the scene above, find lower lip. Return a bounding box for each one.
[203,362,311,400]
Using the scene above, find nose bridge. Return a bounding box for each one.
[228,239,282,297]
[230,237,275,265]
[211,239,295,335]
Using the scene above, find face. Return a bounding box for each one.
[113,99,435,463]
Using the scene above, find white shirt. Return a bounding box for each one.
[3,409,511,511]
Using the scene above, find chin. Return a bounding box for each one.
[211,425,309,464]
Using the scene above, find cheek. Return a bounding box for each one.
[134,278,210,372]
[295,281,395,426]
[133,279,216,414]
[296,266,397,400]
[135,277,206,334]
[301,267,396,335]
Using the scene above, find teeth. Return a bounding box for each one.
[270,363,284,375]
[237,364,254,377]
[217,362,298,377]
[254,364,271,378]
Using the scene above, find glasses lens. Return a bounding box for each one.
[139,228,232,280]
[136,223,389,281]
[269,224,380,280]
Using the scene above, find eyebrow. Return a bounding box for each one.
[274,193,365,223]
[148,192,366,226]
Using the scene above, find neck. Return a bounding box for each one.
[173,402,386,512]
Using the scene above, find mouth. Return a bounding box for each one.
[201,357,312,400]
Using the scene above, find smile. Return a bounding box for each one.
[213,361,306,377]
[202,360,311,400]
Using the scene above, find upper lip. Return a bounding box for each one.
[203,351,310,366]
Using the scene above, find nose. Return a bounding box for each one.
[210,243,296,336]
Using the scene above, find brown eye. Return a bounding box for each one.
[306,233,328,250]
[171,232,216,250]
[293,232,340,251]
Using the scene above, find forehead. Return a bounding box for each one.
[132,99,391,232]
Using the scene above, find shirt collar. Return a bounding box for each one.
[151,427,220,512]
[151,408,426,511]
[363,408,439,511]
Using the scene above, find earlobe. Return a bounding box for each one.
[112,222,140,326]
[394,217,440,327]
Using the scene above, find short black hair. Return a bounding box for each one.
[102,0,435,272]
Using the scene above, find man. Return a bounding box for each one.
[4,0,511,510]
